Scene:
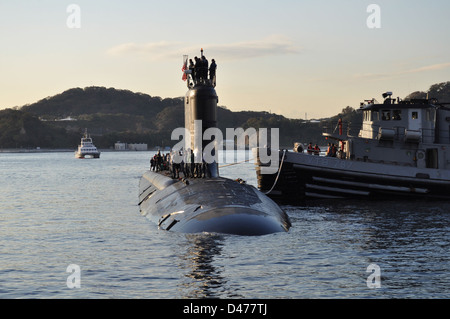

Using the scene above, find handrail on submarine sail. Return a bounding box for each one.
[264,149,287,195]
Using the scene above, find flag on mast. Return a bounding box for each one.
[182,55,188,81]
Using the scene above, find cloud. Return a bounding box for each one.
[352,72,389,80]
[107,35,301,61]
[353,62,450,80]
[406,62,450,74]
[203,35,301,60]
[107,41,183,60]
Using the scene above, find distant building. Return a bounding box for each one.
[114,142,127,150]
[128,143,148,151]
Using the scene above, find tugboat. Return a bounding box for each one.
[255,92,450,202]
[75,129,100,159]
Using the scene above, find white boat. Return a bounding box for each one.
[75,129,100,159]
[255,92,450,203]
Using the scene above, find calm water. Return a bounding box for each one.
[0,151,448,299]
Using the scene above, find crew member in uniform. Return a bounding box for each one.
[307,142,314,155]
[209,59,217,86]
[314,144,320,156]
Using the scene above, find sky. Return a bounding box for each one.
[1,0,449,119]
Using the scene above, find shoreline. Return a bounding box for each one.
[0,148,153,154]
[0,148,75,154]
[0,147,294,154]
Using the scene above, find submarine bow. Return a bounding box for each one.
[138,51,291,236]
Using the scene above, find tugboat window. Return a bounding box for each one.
[364,111,370,121]
[412,112,419,120]
[427,109,434,121]
[372,110,379,121]
[382,110,391,121]
[392,110,402,121]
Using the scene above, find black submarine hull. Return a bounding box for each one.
[138,51,291,236]
[139,171,291,236]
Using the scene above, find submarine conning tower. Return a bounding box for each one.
[138,50,291,236]
[183,50,219,178]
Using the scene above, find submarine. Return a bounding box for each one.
[138,50,291,236]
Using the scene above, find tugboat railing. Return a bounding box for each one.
[322,120,437,143]
[322,121,360,137]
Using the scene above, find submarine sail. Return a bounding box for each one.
[138,50,291,236]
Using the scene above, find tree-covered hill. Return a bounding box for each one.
[1,82,449,149]
[0,109,75,149]
[405,82,450,101]
[21,86,183,119]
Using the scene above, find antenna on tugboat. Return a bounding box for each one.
[382,91,393,99]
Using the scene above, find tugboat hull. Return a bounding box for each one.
[255,148,450,203]
[256,93,450,204]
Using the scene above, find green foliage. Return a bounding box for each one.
[1,83,448,149]
[0,109,74,148]
[405,81,450,102]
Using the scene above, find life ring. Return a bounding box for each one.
[416,150,425,160]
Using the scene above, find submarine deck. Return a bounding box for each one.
[138,169,291,235]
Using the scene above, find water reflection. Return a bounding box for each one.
[177,233,230,298]
[290,199,450,297]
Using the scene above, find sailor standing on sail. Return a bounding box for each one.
[194,57,200,82]
[201,56,208,82]
[209,59,217,87]
[188,59,195,82]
